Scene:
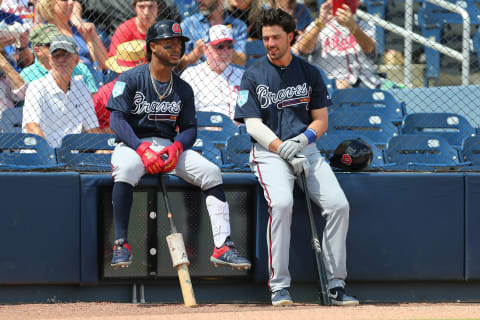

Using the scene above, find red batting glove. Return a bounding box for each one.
[136,142,165,174]
[159,141,183,173]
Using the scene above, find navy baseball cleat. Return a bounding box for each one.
[210,236,251,270]
[111,239,132,269]
[329,287,359,306]
[271,288,293,306]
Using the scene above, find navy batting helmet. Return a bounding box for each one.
[330,138,373,171]
[146,20,190,61]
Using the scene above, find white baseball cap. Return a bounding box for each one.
[208,24,234,46]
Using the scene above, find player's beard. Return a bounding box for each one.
[267,40,289,61]
[153,50,178,67]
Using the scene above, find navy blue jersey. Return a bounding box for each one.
[107,63,197,140]
[234,55,332,141]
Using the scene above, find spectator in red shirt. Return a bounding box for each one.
[93,40,146,133]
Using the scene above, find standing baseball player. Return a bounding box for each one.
[106,20,251,271]
[234,8,358,306]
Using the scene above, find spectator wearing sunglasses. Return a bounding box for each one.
[20,24,98,94]
[181,24,244,121]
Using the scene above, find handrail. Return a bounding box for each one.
[357,0,470,87]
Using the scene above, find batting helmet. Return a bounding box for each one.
[146,20,190,61]
[329,138,373,171]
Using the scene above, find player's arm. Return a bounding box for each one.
[308,108,328,139]
[244,117,282,153]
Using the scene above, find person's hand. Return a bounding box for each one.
[77,22,97,39]
[288,153,310,177]
[318,0,334,25]
[159,141,183,173]
[191,38,205,60]
[336,4,357,32]
[19,31,29,48]
[0,35,16,48]
[278,133,309,161]
[136,142,165,174]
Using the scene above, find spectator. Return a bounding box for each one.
[0,0,35,69]
[269,0,313,33]
[35,0,108,70]
[22,34,101,148]
[94,39,146,133]
[292,0,382,89]
[0,49,26,112]
[181,0,248,66]
[20,24,98,94]
[181,24,243,120]
[1,0,35,28]
[225,0,264,40]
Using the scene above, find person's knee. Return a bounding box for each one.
[271,194,294,213]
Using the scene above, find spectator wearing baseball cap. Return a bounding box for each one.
[20,24,98,94]
[181,24,243,121]
[93,40,147,132]
[22,34,101,149]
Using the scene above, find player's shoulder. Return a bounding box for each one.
[173,72,194,95]
[292,54,321,76]
[118,63,148,81]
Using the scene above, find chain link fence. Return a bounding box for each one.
[0,0,478,172]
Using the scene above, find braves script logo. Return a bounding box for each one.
[131,92,181,116]
[256,83,310,109]
[341,154,352,165]
[172,23,181,34]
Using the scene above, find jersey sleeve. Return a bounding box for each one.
[175,81,197,130]
[308,66,332,110]
[233,72,262,123]
[106,72,135,114]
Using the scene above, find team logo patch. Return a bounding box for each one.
[172,23,181,34]
[237,90,248,108]
[112,81,126,98]
[341,154,352,165]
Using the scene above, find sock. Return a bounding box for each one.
[204,184,226,202]
[112,182,133,242]
[205,195,231,248]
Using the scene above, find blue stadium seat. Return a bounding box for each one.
[56,133,116,171]
[331,88,407,125]
[192,136,223,167]
[316,132,386,169]
[0,133,62,170]
[196,111,240,148]
[363,0,388,62]
[246,40,266,68]
[0,107,22,133]
[327,108,399,148]
[384,134,468,171]
[221,134,252,171]
[401,112,476,149]
[460,135,480,170]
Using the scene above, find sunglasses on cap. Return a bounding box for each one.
[212,43,234,50]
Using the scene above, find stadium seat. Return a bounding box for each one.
[401,112,476,149]
[363,0,388,63]
[316,132,386,169]
[246,40,266,68]
[0,133,62,170]
[192,136,223,167]
[221,134,252,171]
[0,107,23,133]
[56,133,116,171]
[327,108,399,149]
[460,135,480,170]
[196,111,240,149]
[384,134,469,171]
[331,88,406,125]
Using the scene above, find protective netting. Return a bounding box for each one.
[0,0,478,172]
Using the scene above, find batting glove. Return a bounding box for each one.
[136,142,165,174]
[288,153,310,177]
[159,141,183,173]
[278,133,309,161]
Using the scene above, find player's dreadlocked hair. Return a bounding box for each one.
[259,8,298,46]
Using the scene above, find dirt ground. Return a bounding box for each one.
[2,302,480,320]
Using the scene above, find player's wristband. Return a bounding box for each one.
[304,128,317,144]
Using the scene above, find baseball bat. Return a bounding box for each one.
[160,175,197,307]
[300,172,332,306]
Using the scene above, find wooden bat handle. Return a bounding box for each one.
[175,263,197,307]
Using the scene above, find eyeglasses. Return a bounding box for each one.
[212,43,234,50]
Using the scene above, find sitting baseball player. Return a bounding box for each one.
[234,8,358,306]
[106,20,251,271]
